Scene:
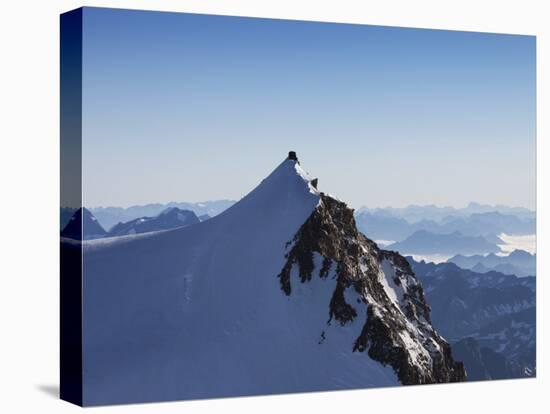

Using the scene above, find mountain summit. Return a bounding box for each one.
[79,153,465,405]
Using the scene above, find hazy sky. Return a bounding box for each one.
[82,7,536,209]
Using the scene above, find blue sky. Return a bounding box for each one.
[81,7,536,209]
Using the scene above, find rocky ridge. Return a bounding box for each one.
[279,192,466,384]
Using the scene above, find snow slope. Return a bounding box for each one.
[81,159,398,405]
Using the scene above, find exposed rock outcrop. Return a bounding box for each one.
[278,193,466,385]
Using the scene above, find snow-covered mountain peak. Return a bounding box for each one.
[210,155,321,232]
[252,155,319,197]
[76,154,465,405]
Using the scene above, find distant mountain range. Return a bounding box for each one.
[88,200,235,231]
[355,208,535,243]
[451,337,516,381]
[106,207,200,237]
[409,258,535,379]
[61,207,202,239]
[387,230,501,255]
[448,250,536,277]
[357,202,535,224]
[61,208,107,240]
[62,201,535,243]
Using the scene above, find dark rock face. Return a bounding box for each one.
[278,194,466,385]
